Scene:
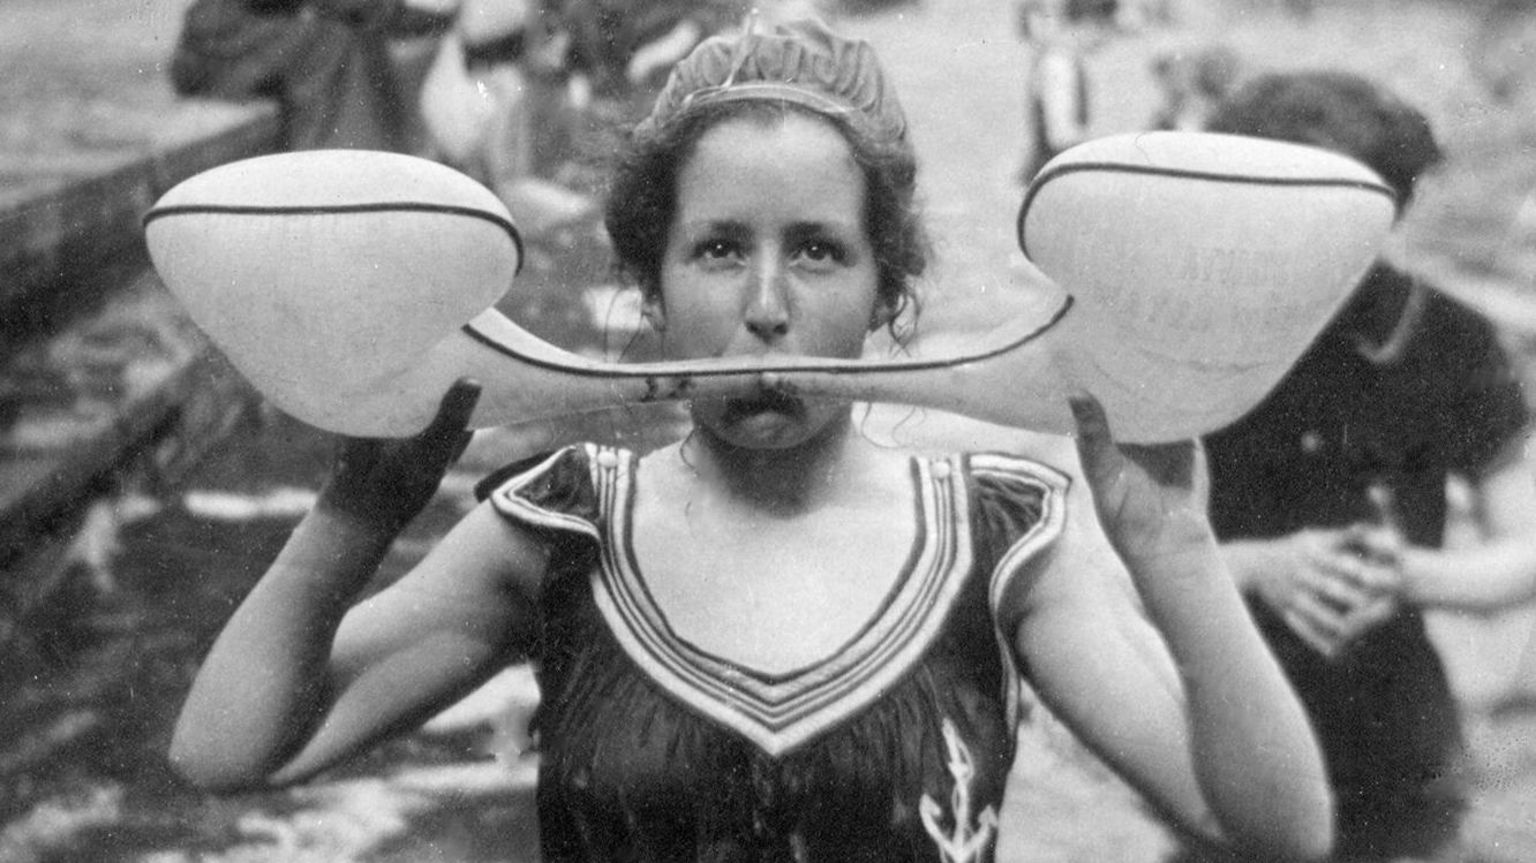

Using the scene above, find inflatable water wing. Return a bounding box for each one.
[144,134,1395,443]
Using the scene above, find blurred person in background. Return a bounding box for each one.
[550,0,747,104]
[169,0,458,152]
[415,0,601,235]
[1146,43,1240,133]
[1200,69,1536,862]
[1014,0,1156,184]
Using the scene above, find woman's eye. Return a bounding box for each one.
[796,241,846,268]
[692,239,741,266]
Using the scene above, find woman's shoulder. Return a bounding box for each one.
[959,450,1071,540]
[476,444,589,498]
[962,449,1073,489]
[475,443,635,535]
[854,409,1076,518]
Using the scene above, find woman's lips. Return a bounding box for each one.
[719,387,804,424]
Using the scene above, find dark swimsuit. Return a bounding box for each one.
[480,444,1069,862]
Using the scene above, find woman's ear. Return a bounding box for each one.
[869,300,896,333]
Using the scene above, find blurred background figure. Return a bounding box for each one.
[417,0,541,180]
[170,0,833,235]
[418,0,796,235]
[1146,43,1240,132]
[415,0,601,236]
[169,0,458,152]
[551,0,747,106]
[1469,0,1536,104]
[1014,0,1098,184]
[1013,0,1161,184]
[1200,69,1536,862]
[1283,0,1315,21]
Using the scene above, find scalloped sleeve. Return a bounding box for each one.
[967,452,1071,642]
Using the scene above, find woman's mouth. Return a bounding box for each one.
[719,388,804,424]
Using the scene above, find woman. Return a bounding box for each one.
[171,19,1332,862]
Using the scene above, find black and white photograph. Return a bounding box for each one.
[5,0,1536,860]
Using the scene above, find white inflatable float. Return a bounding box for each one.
[1020,131,1399,440]
[143,133,1397,444]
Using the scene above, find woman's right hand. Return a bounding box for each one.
[317,378,482,534]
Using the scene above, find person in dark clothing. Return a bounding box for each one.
[1202,70,1536,862]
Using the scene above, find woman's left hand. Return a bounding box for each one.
[1068,393,1212,569]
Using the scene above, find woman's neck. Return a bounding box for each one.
[685,410,865,515]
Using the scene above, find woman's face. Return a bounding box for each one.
[656,111,880,450]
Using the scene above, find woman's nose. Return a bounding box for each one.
[744,258,790,340]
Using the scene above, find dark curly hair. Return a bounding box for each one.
[1204,70,1443,208]
[604,98,929,342]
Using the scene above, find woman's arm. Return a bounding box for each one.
[1401,435,1536,612]
[170,503,544,790]
[169,382,545,790]
[1012,396,1332,861]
